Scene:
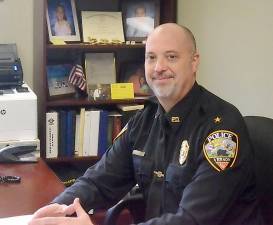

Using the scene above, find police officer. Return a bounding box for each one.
[29,23,264,225]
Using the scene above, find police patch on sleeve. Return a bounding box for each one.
[203,130,238,171]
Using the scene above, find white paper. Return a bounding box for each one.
[0,214,33,225]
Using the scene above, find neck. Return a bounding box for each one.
[158,81,196,113]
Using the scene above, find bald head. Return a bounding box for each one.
[146,23,197,54]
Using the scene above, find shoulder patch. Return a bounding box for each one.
[203,130,238,172]
[113,123,128,142]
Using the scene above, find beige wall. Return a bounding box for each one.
[1,0,272,118]
[0,0,34,87]
[177,0,273,118]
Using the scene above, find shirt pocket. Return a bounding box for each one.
[132,154,153,189]
[165,163,193,197]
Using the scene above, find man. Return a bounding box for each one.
[29,23,264,225]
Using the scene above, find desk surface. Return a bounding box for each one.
[0,160,64,218]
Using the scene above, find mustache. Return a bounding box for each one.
[151,73,175,79]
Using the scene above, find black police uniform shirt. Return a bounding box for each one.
[53,82,264,225]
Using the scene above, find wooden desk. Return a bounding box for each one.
[0,160,131,224]
[0,160,64,218]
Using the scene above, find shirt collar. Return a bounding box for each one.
[155,82,202,129]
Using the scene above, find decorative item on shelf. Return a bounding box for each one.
[119,62,153,96]
[111,83,134,100]
[87,83,134,101]
[87,84,111,101]
[46,0,80,42]
[81,11,125,44]
[68,64,86,91]
[85,52,116,85]
[46,64,76,97]
[121,0,160,42]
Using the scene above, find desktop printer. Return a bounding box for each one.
[0,83,37,142]
[0,44,23,87]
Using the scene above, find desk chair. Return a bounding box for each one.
[104,116,273,225]
[244,116,273,224]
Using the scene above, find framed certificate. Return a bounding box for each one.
[82,11,125,43]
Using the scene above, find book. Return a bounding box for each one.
[82,110,101,156]
[77,108,85,157]
[46,111,58,158]
[89,110,101,156]
[98,110,109,157]
[66,110,76,157]
[74,113,80,156]
[85,53,116,85]
[82,110,92,156]
[46,64,76,97]
[58,110,67,157]
[117,104,144,111]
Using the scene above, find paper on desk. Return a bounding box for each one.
[0,214,33,225]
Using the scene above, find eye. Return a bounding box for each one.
[167,54,178,61]
[145,54,156,62]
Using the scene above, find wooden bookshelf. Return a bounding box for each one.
[37,0,177,165]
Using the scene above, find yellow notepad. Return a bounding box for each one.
[111,83,134,99]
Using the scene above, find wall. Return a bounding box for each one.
[177,0,273,118]
[0,0,34,87]
[0,0,272,118]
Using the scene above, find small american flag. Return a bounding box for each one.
[68,64,86,91]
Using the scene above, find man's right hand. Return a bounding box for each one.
[32,203,75,219]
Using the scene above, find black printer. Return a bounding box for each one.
[0,44,23,87]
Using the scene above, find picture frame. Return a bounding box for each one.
[119,62,152,96]
[46,0,80,42]
[46,64,76,97]
[121,0,160,42]
[87,84,111,101]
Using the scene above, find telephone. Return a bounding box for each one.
[0,144,38,162]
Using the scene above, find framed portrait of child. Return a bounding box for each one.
[46,0,80,42]
[121,0,160,42]
[119,62,153,96]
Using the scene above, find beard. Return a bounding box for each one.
[148,79,177,99]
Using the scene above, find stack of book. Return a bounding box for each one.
[46,109,122,159]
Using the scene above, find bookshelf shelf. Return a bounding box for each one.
[47,43,145,50]
[46,98,147,108]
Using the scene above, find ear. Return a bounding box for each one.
[192,52,200,73]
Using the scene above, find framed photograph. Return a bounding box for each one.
[119,62,152,96]
[46,64,76,97]
[121,0,160,42]
[87,84,111,101]
[46,0,80,42]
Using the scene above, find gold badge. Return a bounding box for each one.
[214,116,222,124]
[171,117,181,123]
[179,140,189,165]
[203,130,238,171]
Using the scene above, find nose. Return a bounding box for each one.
[154,58,167,73]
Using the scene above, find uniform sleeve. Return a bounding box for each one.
[52,122,136,211]
[137,113,256,225]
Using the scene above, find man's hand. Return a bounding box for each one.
[31,202,75,219]
[28,198,93,225]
